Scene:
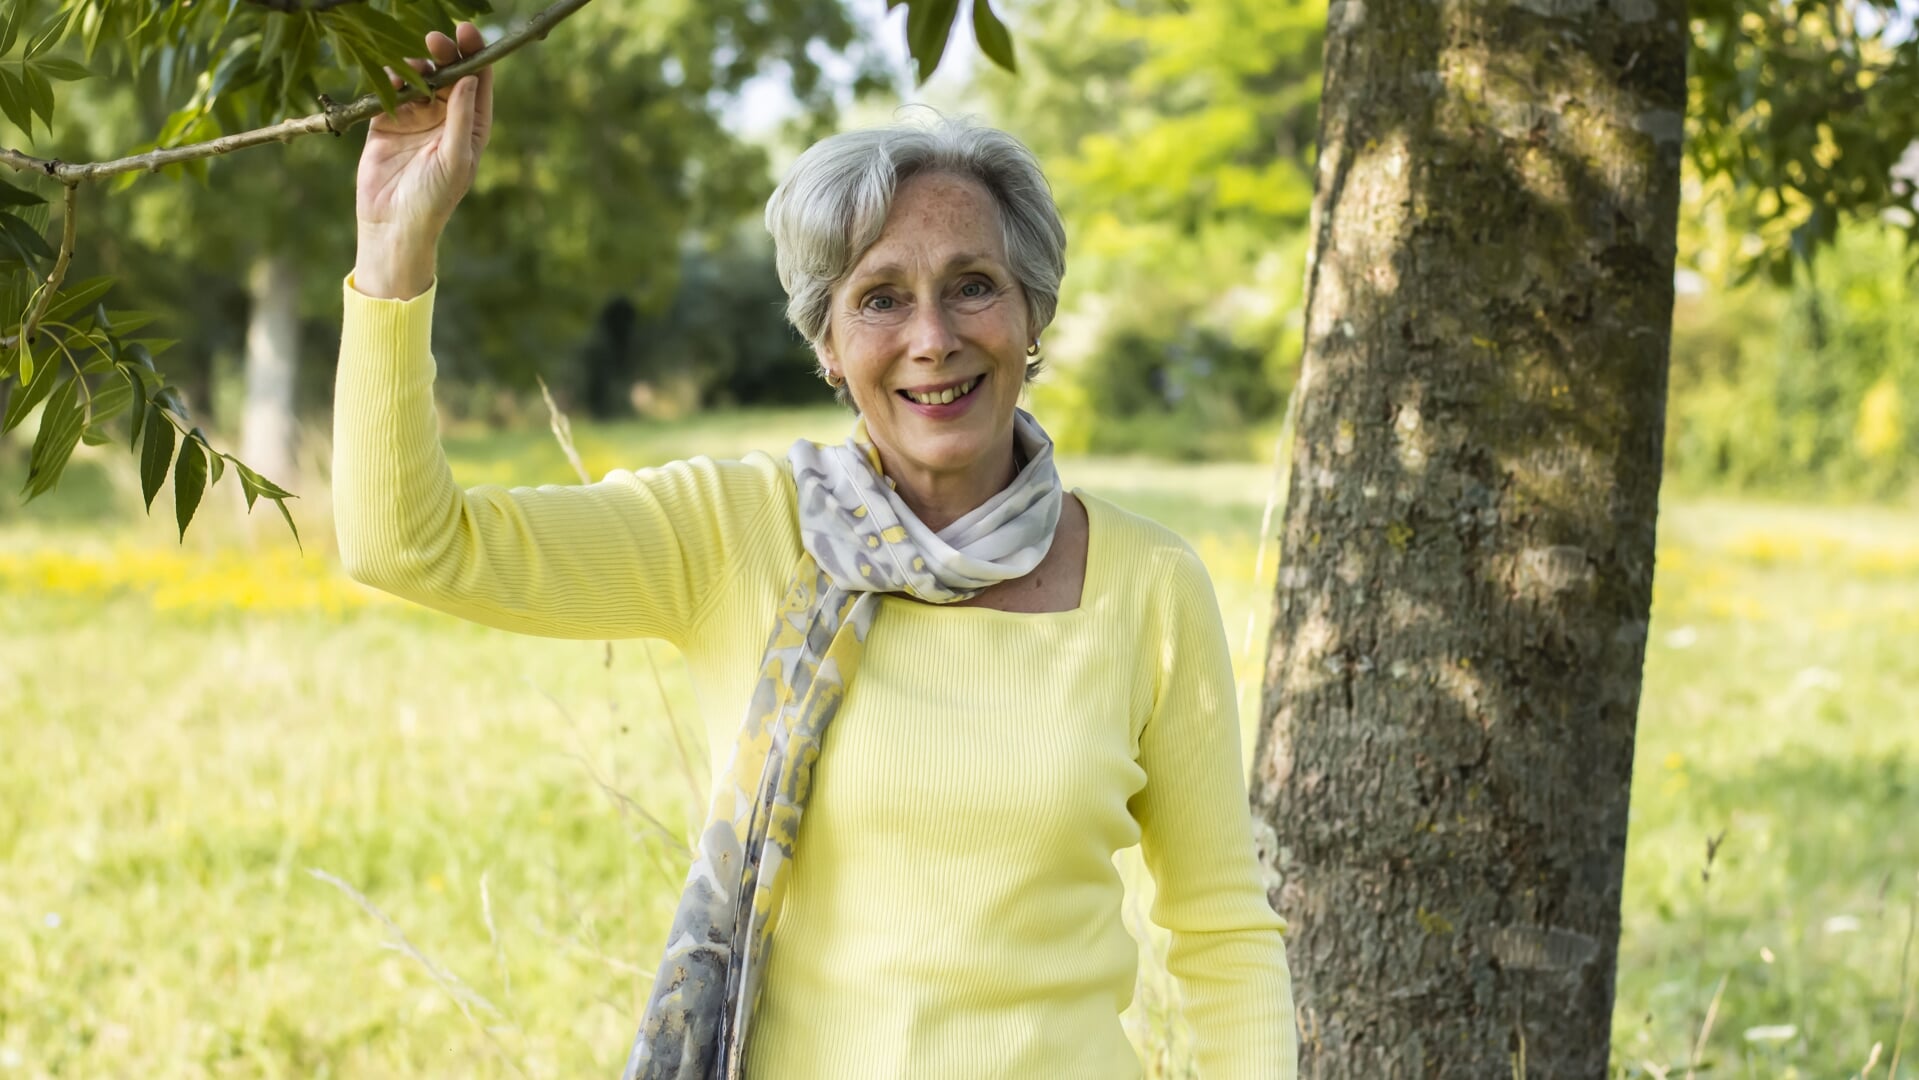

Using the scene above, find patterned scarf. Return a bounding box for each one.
[621,407,1063,1080]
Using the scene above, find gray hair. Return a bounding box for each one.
[764,111,1067,407]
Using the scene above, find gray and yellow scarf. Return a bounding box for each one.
[622,407,1062,1079]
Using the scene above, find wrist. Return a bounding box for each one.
[352,232,438,300]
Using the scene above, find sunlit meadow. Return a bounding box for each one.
[2,407,1915,1078]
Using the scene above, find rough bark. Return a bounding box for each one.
[242,251,300,484]
[1249,0,1687,1074]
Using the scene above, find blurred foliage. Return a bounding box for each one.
[1687,0,1919,285]
[633,230,825,412]
[566,228,825,421]
[979,0,1323,458]
[1668,216,1919,499]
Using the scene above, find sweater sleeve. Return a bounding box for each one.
[1129,543,1299,1080]
[331,273,787,647]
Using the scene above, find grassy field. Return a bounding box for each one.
[2,406,1916,1078]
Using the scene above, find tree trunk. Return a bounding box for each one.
[242,252,300,484]
[1249,0,1686,1074]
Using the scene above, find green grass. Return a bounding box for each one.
[2,407,1915,1077]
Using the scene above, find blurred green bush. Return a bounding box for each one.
[1666,221,1918,500]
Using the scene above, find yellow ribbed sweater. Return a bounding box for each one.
[331,276,1297,1079]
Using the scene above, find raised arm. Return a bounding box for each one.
[1129,543,1299,1079]
[335,23,785,646]
[333,279,786,646]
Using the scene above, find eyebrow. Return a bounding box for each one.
[853,251,999,281]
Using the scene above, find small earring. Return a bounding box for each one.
[823,371,845,389]
[1025,342,1040,357]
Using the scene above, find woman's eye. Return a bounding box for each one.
[959,280,990,298]
[865,294,896,311]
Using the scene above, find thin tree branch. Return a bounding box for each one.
[25,184,77,345]
[0,0,598,185]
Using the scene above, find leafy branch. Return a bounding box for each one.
[0,0,598,185]
[0,0,602,542]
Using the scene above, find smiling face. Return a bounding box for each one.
[817,171,1032,511]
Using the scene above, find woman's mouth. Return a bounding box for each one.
[898,373,984,417]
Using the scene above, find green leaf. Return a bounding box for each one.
[0,213,54,262]
[240,463,293,500]
[40,276,114,326]
[208,38,260,103]
[21,66,54,130]
[0,216,42,267]
[122,341,157,373]
[906,0,961,84]
[207,447,224,487]
[155,384,189,420]
[1,343,54,433]
[272,496,302,552]
[153,105,198,149]
[31,57,93,82]
[174,434,208,540]
[0,0,35,56]
[13,333,29,384]
[72,328,114,364]
[81,0,105,62]
[334,30,402,116]
[25,8,75,60]
[23,373,82,501]
[345,5,432,72]
[0,177,46,208]
[103,309,158,334]
[0,66,36,138]
[127,336,178,358]
[971,0,1017,74]
[236,462,260,511]
[260,9,290,66]
[86,368,133,426]
[125,367,146,452]
[232,459,297,525]
[139,403,174,512]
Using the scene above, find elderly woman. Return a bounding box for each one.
[337,21,1295,1080]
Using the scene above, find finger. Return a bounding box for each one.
[470,64,494,151]
[454,20,484,59]
[425,30,460,68]
[385,57,433,92]
[443,75,479,174]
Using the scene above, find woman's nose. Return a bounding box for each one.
[905,297,961,362]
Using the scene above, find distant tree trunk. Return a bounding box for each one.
[242,252,300,483]
[1249,0,1687,1074]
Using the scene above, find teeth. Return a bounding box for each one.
[907,377,977,406]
